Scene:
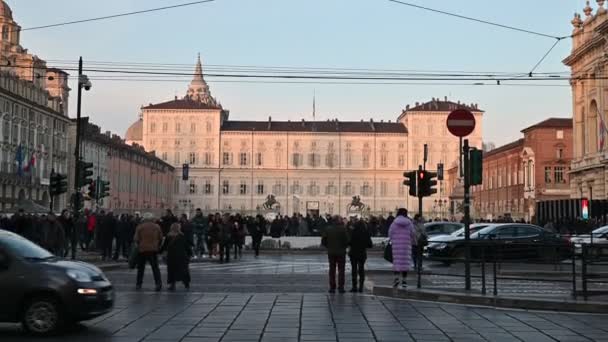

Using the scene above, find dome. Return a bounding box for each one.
[0,1,13,20]
[125,119,143,142]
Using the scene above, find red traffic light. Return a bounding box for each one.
[419,171,425,179]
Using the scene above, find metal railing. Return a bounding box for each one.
[580,244,608,300]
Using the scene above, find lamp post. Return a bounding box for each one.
[71,57,91,260]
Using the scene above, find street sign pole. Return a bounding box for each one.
[418,165,423,218]
[71,57,83,261]
[463,139,472,291]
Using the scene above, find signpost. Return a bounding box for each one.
[447,108,476,291]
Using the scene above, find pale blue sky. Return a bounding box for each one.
[8,0,584,146]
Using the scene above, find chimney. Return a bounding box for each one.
[406,104,410,110]
[444,96,448,102]
[380,119,384,123]
[267,116,272,130]
[301,118,306,127]
[415,102,419,106]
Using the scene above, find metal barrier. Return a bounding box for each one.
[580,244,608,300]
[418,240,581,298]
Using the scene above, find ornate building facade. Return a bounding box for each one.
[126,56,485,217]
[0,1,71,211]
[564,1,608,200]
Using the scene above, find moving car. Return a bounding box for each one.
[0,229,114,335]
[423,221,463,237]
[426,223,570,265]
[570,225,608,255]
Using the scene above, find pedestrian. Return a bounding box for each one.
[43,213,65,256]
[161,223,192,291]
[57,209,74,257]
[134,213,163,291]
[232,218,246,259]
[322,216,350,294]
[348,218,373,293]
[160,209,177,236]
[179,214,195,256]
[208,214,220,259]
[191,208,208,258]
[114,214,130,260]
[412,214,427,269]
[219,214,232,263]
[251,215,265,257]
[85,209,96,250]
[98,211,115,261]
[388,208,416,289]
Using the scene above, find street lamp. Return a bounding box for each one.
[71,57,92,260]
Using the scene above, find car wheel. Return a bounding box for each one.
[22,296,64,336]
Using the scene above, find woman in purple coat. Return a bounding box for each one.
[388,208,416,289]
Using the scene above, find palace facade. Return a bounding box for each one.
[126,57,484,216]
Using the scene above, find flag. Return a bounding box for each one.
[23,152,36,172]
[600,113,607,152]
[14,145,23,175]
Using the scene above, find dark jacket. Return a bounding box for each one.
[348,222,373,260]
[162,234,191,283]
[322,224,350,256]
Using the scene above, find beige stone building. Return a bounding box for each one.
[126,57,484,216]
[564,1,608,200]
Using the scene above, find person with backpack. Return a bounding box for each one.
[348,218,373,293]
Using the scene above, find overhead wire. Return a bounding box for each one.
[20,0,216,31]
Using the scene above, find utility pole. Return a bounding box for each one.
[71,57,83,260]
[463,139,472,291]
[418,165,423,217]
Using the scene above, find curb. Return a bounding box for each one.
[373,286,608,314]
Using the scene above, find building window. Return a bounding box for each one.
[222,180,230,194]
[240,152,248,166]
[189,152,196,165]
[292,180,301,195]
[554,166,565,184]
[557,148,564,160]
[161,152,168,161]
[257,182,264,195]
[326,153,336,168]
[544,166,552,183]
[150,122,156,133]
[162,122,168,133]
[204,181,212,194]
[308,181,319,196]
[380,153,388,168]
[292,153,303,167]
[175,139,181,147]
[398,143,405,149]
[256,153,263,166]
[345,151,352,167]
[344,181,353,196]
[204,153,212,166]
[191,123,196,133]
[398,155,405,167]
[308,153,320,167]
[240,182,247,195]
[176,123,181,133]
[326,181,336,195]
[556,130,564,139]
[398,181,405,196]
[206,122,212,132]
[273,182,283,196]
[223,152,232,165]
[175,152,181,164]
[361,182,371,196]
[362,153,370,168]
[380,181,388,196]
[189,181,197,194]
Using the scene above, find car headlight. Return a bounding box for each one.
[66,270,93,282]
[429,242,447,249]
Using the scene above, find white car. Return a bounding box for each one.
[571,226,608,255]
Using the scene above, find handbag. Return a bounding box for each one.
[128,244,139,269]
[383,241,393,263]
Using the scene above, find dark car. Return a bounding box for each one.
[426,223,570,265]
[0,229,114,335]
[424,222,463,237]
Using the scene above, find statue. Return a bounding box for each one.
[348,195,366,212]
[263,194,280,210]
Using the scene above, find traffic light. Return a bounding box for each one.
[50,172,68,197]
[418,170,438,197]
[77,160,94,187]
[99,180,110,199]
[437,163,444,181]
[470,149,483,185]
[582,198,589,220]
[87,180,97,199]
[182,163,189,181]
[403,170,418,197]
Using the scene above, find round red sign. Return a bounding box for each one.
[446,109,476,137]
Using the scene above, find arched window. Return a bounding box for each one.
[588,100,599,154]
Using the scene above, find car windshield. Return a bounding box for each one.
[592,226,608,235]
[0,232,54,260]
[471,225,498,239]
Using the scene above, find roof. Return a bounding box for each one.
[521,118,572,133]
[142,98,222,110]
[221,120,407,134]
[0,1,13,20]
[484,139,524,158]
[125,119,142,141]
[405,99,483,113]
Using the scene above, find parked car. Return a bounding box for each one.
[423,222,464,237]
[570,225,608,255]
[0,229,114,335]
[426,223,571,265]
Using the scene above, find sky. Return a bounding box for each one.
[7,0,585,146]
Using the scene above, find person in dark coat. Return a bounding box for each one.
[114,214,130,260]
[250,215,265,257]
[219,214,233,263]
[160,209,178,236]
[179,214,194,256]
[348,219,373,293]
[322,216,350,294]
[270,216,283,238]
[98,211,116,261]
[232,219,246,259]
[161,223,192,290]
[43,213,65,256]
[57,209,74,257]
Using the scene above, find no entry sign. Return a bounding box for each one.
[447,109,476,137]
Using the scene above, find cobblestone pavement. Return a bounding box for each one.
[1,254,607,341]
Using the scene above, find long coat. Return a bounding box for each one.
[162,234,191,284]
[388,216,415,272]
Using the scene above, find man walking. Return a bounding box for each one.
[348,218,373,293]
[134,213,163,291]
[322,216,349,293]
[219,214,232,263]
[191,208,208,258]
